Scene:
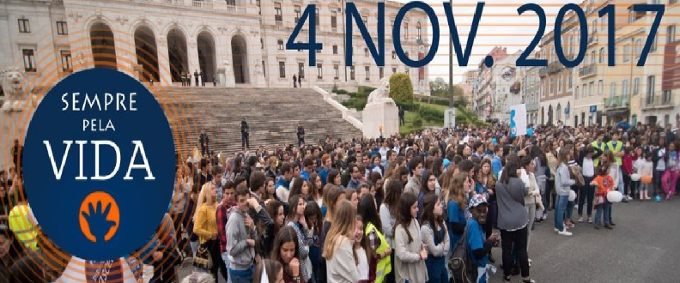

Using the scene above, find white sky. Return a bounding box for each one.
[392,0,576,83]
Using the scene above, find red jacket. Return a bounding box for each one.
[622,153,635,175]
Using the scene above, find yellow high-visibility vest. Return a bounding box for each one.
[365,222,392,283]
[607,141,623,165]
[8,204,39,251]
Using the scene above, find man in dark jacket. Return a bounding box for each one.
[194,70,199,86]
[297,124,305,147]
[241,119,250,150]
[199,128,209,156]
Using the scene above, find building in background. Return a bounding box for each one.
[457,69,477,110]
[538,26,575,127]
[0,0,429,91]
[474,46,508,121]
[523,66,541,125]
[639,0,680,127]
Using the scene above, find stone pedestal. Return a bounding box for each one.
[217,68,234,87]
[362,101,399,138]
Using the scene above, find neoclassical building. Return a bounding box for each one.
[0,0,430,92]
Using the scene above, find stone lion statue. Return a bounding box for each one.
[1,66,39,112]
[367,77,393,105]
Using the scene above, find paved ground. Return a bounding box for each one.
[177,198,680,283]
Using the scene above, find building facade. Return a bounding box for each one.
[0,0,429,91]
[474,46,508,121]
[538,25,575,127]
[523,66,540,125]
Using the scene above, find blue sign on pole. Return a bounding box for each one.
[590,105,597,114]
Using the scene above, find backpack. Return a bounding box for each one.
[448,228,477,283]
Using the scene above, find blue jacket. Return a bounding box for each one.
[275,177,291,190]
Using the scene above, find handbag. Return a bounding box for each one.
[193,242,213,270]
[569,165,585,187]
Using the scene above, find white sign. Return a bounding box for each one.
[510,104,527,137]
[444,108,456,129]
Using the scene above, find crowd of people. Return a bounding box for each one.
[0,120,679,283]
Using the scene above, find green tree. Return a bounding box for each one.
[451,85,468,108]
[429,77,449,98]
[389,73,413,103]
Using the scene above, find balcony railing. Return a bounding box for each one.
[155,0,255,13]
[604,95,630,109]
[578,64,597,78]
[644,95,674,110]
[547,61,564,75]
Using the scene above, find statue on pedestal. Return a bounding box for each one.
[366,78,394,105]
[1,66,39,112]
[362,78,399,138]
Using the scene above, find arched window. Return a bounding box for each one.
[416,22,422,39]
[599,47,605,63]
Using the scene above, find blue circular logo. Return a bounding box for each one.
[23,69,175,261]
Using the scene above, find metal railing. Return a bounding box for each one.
[578,64,597,78]
[604,95,629,108]
[644,95,674,109]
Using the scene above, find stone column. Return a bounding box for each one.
[187,38,200,81]
[157,35,172,86]
[113,26,138,80]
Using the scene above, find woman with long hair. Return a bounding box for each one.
[379,179,402,283]
[477,159,497,239]
[318,185,346,283]
[263,200,286,258]
[520,156,543,263]
[286,195,314,283]
[193,182,227,282]
[358,194,392,283]
[309,173,324,207]
[446,172,469,255]
[530,145,549,221]
[554,147,576,236]
[417,170,436,219]
[305,201,324,283]
[419,193,449,283]
[290,178,311,203]
[394,193,428,283]
[495,160,534,283]
[323,200,359,283]
[263,177,278,202]
[271,226,303,283]
[327,169,342,188]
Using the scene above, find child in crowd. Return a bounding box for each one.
[636,152,654,200]
[592,163,613,230]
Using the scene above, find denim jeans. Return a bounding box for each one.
[229,266,254,283]
[554,195,569,231]
[566,198,575,220]
[221,252,232,283]
[594,202,611,226]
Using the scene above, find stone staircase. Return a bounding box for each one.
[159,86,363,157]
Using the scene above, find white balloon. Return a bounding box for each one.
[630,173,641,181]
[569,190,577,201]
[607,191,623,203]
